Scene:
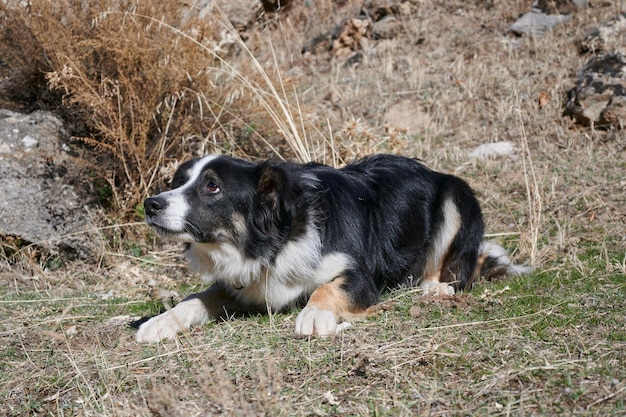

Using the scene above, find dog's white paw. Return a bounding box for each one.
[135,298,208,343]
[136,312,184,343]
[295,306,338,336]
[421,282,455,296]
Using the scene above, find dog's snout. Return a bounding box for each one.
[144,197,167,217]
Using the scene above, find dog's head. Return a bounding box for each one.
[144,155,304,249]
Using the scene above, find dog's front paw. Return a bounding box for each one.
[295,306,338,336]
[136,311,184,343]
[421,282,455,296]
[135,298,208,343]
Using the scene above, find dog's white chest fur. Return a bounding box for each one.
[186,230,352,310]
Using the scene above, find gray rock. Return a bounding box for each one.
[372,16,402,40]
[508,9,572,36]
[508,0,587,36]
[563,53,626,129]
[0,109,99,258]
[580,13,626,55]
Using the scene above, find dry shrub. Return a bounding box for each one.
[0,5,58,111]
[0,0,317,218]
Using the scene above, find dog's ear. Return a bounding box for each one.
[250,162,300,241]
[257,162,282,207]
[258,162,301,214]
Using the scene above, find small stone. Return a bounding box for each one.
[508,10,571,37]
[469,142,517,160]
[21,135,38,149]
[373,16,401,40]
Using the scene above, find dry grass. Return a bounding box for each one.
[1,0,626,416]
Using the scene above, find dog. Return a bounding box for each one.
[136,154,530,342]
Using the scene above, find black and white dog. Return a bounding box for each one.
[136,154,529,342]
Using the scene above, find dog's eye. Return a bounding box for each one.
[207,182,221,194]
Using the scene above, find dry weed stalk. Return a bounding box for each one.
[514,87,543,266]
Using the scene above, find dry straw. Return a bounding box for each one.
[98,5,314,163]
[514,85,542,266]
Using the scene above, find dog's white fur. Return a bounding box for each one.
[137,251,352,342]
[151,155,218,239]
[136,297,209,343]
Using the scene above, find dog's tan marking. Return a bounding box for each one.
[469,250,490,285]
[231,212,246,236]
[307,277,352,318]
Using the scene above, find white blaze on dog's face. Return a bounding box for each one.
[144,155,255,244]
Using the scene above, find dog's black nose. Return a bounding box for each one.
[144,197,166,217]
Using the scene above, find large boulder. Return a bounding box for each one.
[0,109,99,258]
[563,54,626,129]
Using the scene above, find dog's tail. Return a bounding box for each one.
[475,240,533,280]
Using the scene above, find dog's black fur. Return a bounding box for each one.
[136,154,528,342]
